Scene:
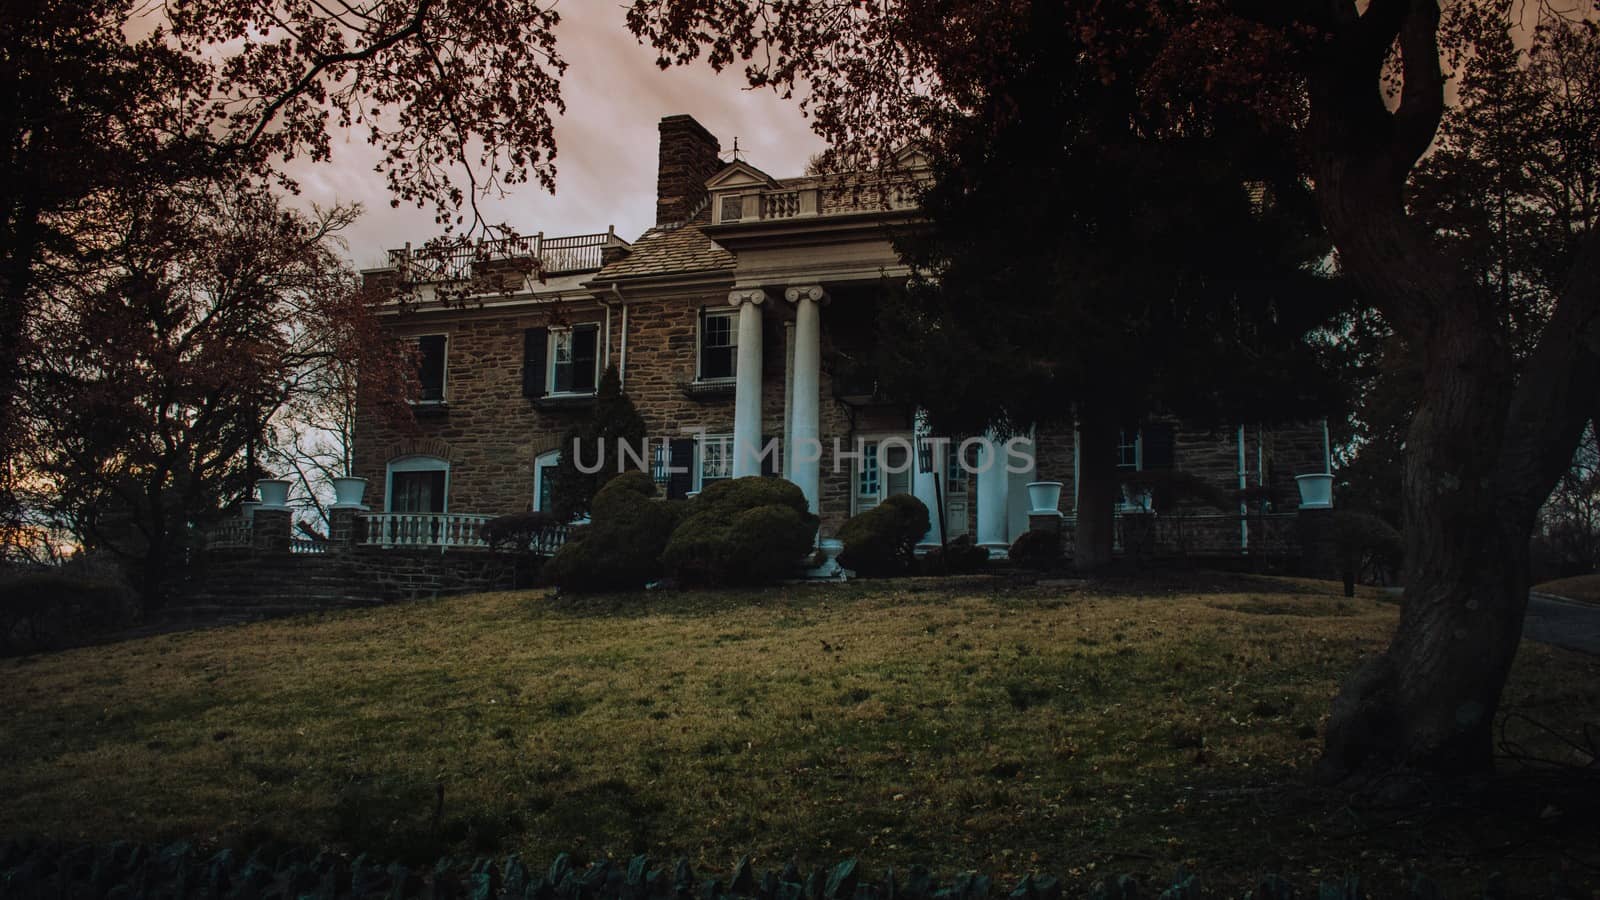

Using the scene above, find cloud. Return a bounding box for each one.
[281,3,825,267]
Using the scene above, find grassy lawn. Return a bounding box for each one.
[1535,573,1600,605]
[2,574,1596,895]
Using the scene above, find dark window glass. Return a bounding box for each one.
[392,469,446,513]
[552,324,599,394]
[700,309,736,380]
[537,463,557,512]
[418,335,446,402]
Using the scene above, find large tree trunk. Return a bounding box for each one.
[1321,309,1529,777]
[1074,417,1118,572]
[1303,11,1600,772]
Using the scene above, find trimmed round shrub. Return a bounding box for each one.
[481,510,562,552]
[661,477,818,586]
[589,471,661,520]
[689,477,810,518]
[920,534,990,575]
[544,475,682,593]
[1008,528,1064,570]
[838,494,930,577]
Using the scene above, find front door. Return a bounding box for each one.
[855,437,913,515]
[944,443,971,538]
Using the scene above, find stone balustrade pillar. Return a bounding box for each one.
[251,507,292,554]
[329,506,361,548]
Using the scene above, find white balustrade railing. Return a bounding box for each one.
[360,512,494,549]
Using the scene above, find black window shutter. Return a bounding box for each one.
[572,324,599,393]
[760,434,779,477]
[1142,423,1175,470]
[666,438,697,499]
[418,335,446,401]
[522,327,547,397]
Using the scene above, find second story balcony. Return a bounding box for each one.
[375,229,631,289]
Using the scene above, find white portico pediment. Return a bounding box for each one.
[706,161,778,191]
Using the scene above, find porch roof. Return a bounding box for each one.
[592,224,734,282]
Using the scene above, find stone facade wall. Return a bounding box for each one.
[356,287,1333,547]
[353,301,610,516]
[176,547,539,616]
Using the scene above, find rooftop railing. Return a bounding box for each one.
[384,230,627,284]
[714,177,924,226]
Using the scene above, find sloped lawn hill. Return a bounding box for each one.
[2,576,1596,895]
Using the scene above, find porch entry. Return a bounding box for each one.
[854,437,913,515]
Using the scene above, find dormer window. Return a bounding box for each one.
[720,195,744,224]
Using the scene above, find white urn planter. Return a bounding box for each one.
[1295,473,1334,510]
[239,499,261,521]
[331,476,369,508]
[256,478,291,509]
[1026,481,1064,515]
[807,538,849,580]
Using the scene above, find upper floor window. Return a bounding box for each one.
[550,325,599,394]
[522,323,599,397]
[698,308,737,381]
[417,334,447,403]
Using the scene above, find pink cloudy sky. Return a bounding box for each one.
[283,3,825,270]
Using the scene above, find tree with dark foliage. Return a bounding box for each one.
[626,0,1600,777]
[2,0,569,543]
[551,366,649,522]
[30,183,403,608]
[873,4,1348,570]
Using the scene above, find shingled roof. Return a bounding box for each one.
[592,224,733,281]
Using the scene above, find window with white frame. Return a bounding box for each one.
[858,440,881,500]
[698,433,734,490]
[1116,429,1140,469]
[533,450,560,513]
[698,308,738,381]
[548,324,599,394]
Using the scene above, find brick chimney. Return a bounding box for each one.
[656,115,722,227]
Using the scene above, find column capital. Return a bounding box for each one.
[728,288,767,308]
[784,285,829,305]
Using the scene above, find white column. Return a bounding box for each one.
[783,321,796,480]
[912,411,943,548]
[731,288,766,478]
[976,432,1010,553]
[784,286,825,513]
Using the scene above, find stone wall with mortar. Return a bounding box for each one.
[353,300,610,516]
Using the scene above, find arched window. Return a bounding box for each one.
[533,449,560,513]
[386,455,449,514]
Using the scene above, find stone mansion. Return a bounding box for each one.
[353,115,1332,557]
